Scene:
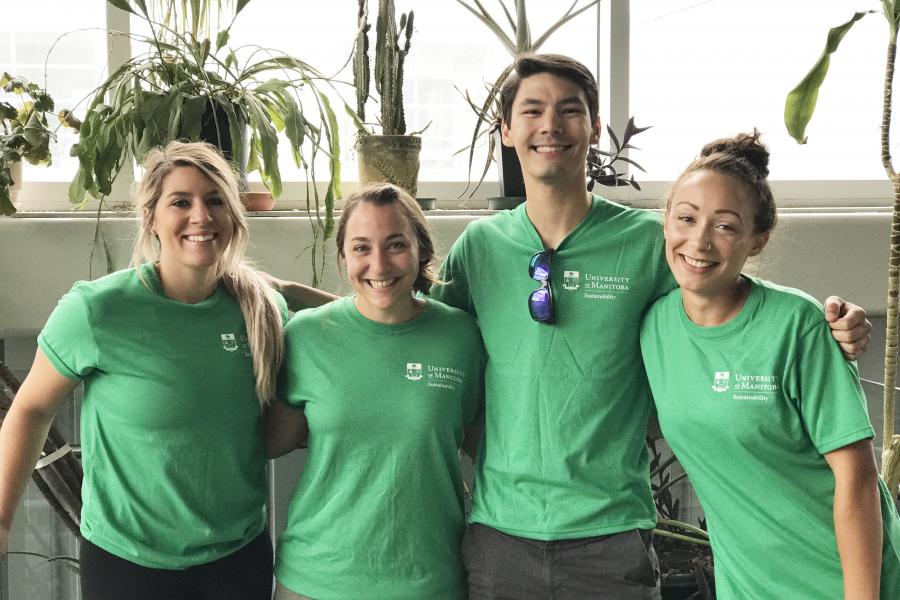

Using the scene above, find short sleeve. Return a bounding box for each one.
[37,287,99,381]
[792,321,874,455]
[433,234,475,317]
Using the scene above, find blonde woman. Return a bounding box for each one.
[0,141,285,600]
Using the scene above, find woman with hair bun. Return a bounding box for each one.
[0,141,286,599]
[265,183,484,600]
[640,131,900,599]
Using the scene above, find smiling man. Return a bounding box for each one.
[432,53,872,599]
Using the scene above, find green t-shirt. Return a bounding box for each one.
[640,277,900,599]
[433,196,676,540]
[274,296,485,600]
[38,262,285,569]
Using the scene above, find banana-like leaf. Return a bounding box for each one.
[784,11,872,144]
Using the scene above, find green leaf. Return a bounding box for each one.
[216,29,230,51]
[105,0,137,16]
[180,95,208,140]
[784,11,872,144]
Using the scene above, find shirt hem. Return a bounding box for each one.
[81,519,267,570]
[468,516,658,541]
[815,425,875,455]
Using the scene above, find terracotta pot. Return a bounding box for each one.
[241,191,276,211]
[355,135,422,198]
[10,160,22,205]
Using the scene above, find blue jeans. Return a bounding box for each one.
[462,524,661,599]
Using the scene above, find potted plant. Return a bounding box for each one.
[69,0,342,229]
[648,435,715,600]
[351,0,428,198]
[0,73,78,216]
[784,5,900,500]
[453,0,600,201]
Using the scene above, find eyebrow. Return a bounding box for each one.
[518,96,586,107]
[349,232,408,242]
[675,201,744,222]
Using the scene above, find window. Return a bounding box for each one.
[631,0,888,183]
[4,1,891,210]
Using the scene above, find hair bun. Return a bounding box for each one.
[699,129,769,179]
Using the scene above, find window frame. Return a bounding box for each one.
[11,1,892,213]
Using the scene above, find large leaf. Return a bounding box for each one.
[180,95,209,139]
[784,11,872,144]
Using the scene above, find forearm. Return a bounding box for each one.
[0,402,56,534]
[262,401,308,459]
[832,468,882,599]
[278,280,336,311]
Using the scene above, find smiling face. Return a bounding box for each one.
[342,200,421,323]
[665,170,769,301]
[151,165,234,279]
[500,72,600,188]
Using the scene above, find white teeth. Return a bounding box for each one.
[185,234,215,242]
[683,255,715,268]
[534,145,567,153]
[369,279,397,289]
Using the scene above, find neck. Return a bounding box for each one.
[681,276,751,327]
[524,176,592,249]
[156,261,220,304]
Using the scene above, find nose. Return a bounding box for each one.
[540,110,563,135]
[370,246,390,272]
[189,201,213,224]
[694,227,712,252]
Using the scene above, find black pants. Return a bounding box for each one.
[79,532,273,600]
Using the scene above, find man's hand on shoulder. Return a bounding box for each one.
[824,296,872,361]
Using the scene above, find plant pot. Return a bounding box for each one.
[355,135,422,198]
[241,191,276,211]
[487,196,525,210]
[9,160,22,206]
[493,130,526,198]
[416,197,436,211]
[199,99,249,175]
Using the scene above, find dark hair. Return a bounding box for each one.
[499,53,600,125]
[667,129,777,235]
[336,183,439,295]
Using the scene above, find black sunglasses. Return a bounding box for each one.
[528,249,555,323]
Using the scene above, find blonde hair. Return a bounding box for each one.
[131,141,283,404]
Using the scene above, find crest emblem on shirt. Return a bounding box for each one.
[563,270,580,291]
[712,371,730,392]
[406,362,423,381]
[221,333,238,352]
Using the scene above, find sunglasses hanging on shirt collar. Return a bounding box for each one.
[528,248,555,324]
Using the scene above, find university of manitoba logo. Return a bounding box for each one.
[221,333,238,352]
[712,371,730,393]
[563,270,580,291]
[406,362,423,381]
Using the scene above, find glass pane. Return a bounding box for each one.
[1,2,108,184]
[631,0,887,181]
[136,1,598,185]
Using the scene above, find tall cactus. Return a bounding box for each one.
[355,0,414,136]
[353,0,370,122]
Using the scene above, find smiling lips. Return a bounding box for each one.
[681,254,717,269]
[533,144,570,153]
[368,278,399,289]
[184,233,216,242]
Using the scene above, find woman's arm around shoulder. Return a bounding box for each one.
[825,438,883,600]
[262,399,309,459]
[0,349,79,556]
